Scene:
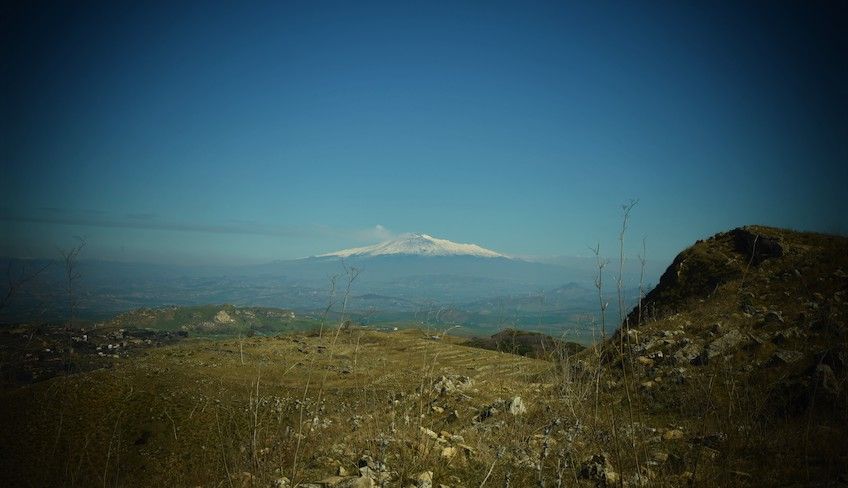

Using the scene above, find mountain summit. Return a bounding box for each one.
[317,233,507,259]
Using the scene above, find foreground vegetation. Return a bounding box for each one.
[0,225,846,487]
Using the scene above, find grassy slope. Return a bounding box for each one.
[0,329,554,487]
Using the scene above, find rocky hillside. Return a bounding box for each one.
[601,225,848,485]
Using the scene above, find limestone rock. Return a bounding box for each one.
[772,349,803,365]
[707,329,743,358]
[662,429,684,441]
[317,475,374,488]
[415,470,433,488]
[636,356,654,368]
[420,427,438,439]
[674,342,706,366]
[578,453,618,486]
[508,396,527,415]
[433,375,473,395]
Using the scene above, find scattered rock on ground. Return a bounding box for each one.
[662,429,685,441]
[707,329,743,358]
[772,349,803,365]
[414,470,433,488]
[433,375,473,395]
[578,453,619,486]
[674,342,706,366]
[508,396,527,415]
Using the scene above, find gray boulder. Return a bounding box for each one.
[707,329,743,358]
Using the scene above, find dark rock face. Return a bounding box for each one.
[626,226,789,328]
[731,227,783,265]
[626,233,744,326]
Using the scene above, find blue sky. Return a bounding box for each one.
[2,1,846,265]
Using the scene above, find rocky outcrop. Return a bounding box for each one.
[626,231,746,326]
[626,226,788,327]
[730,227,783,265]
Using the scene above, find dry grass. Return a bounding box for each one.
[0,329,556,486]
[1,225,845,487]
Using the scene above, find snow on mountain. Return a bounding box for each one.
[317,233,508,259]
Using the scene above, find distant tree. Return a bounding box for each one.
[59,238,86,332]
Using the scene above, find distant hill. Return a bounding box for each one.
[0,233,665,338]
[465,328,585,359]
[106,304,304,335]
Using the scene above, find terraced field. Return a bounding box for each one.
[0,328,556,487]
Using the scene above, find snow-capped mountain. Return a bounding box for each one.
[249,233,589,304]
[317,233,508,259]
